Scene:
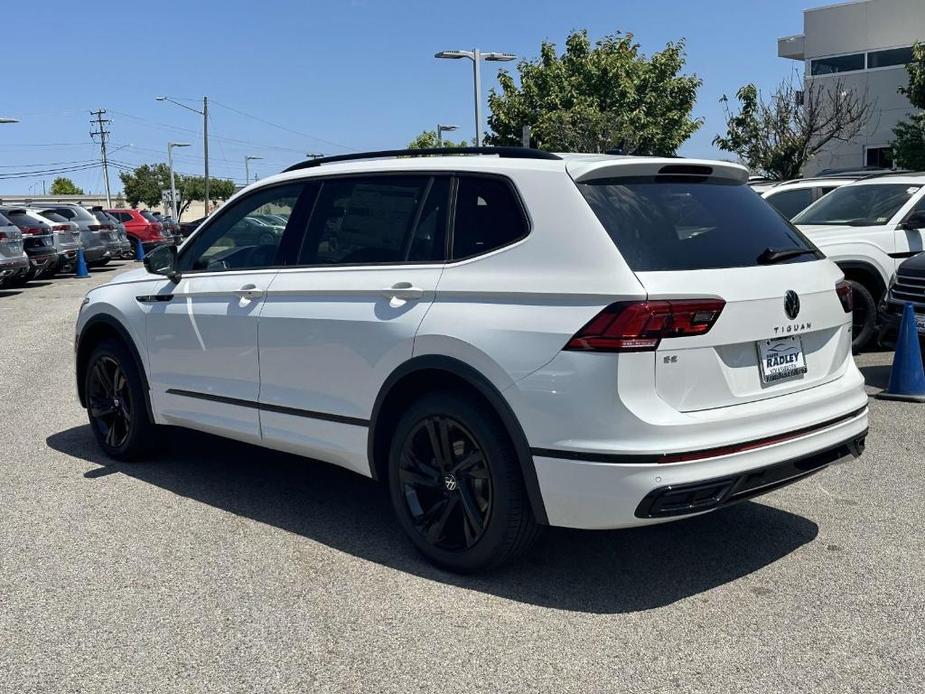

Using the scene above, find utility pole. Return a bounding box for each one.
[90,109,113,208]
[203,97,209,213]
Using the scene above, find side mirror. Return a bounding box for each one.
[143,244,181,282]
[900,211,925,231]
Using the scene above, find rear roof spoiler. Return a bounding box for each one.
[566,157,749,184]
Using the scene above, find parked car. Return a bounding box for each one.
[86,207,132,259]
[0,207,61,279]
[761,175,859,220]
[791,172,925,350]
[747,176,780,194]
[106,209,169,251]
[877,251,925,348]
[76,149,869,572]
[152,212,180,242]
[30,204,111,267]
[0,211,30,288]
[27,209,82,273]
[178,216,206,238]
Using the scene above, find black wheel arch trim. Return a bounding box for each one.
[76,314,154,422]
[836,261,887,297]
[368,355,549,525]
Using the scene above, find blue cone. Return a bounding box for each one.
[134,237,145,262]
[74,247,90,278]
[878,302,925,402]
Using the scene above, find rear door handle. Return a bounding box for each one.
[382,282,423,300]
[234,283,264,300]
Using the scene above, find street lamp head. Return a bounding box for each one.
[437,124,459,132]
[483,52,516,62]
[155,96,166,101]
[245,155,263,161]
[169,142,191,148]
[0,117,19,124]
[435,50,469,59]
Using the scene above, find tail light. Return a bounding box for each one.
[565,299,726,352]
[88,224,102,231]
[20,226,45,235]
[0,231,7,240]
[51,224,70,233]
[835,280,853,313]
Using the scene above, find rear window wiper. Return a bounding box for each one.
[757,247,818,264]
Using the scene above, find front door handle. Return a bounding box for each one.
[382,282,424,300]
[234,283,264,300]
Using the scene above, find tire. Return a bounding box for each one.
[84,338,157,461]
[388,391,540,573]
[848,280,876,352]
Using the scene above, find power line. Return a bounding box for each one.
[209,99,357,151]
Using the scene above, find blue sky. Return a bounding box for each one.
[0,0,810,194]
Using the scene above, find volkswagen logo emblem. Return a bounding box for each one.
[784,290,800,320]
[443,474,458,492]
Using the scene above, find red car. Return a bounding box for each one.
[106,209,169,251]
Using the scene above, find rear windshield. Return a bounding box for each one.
[792,183,921,226]
[579,178,818,271]
[0,212,13,226]
[140,211,159,222]
[37,211,69,223]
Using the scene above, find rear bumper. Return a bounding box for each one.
[532,406,868,529]
[82,246,107,263]
[634,430,866,519]
[0,255,30,277]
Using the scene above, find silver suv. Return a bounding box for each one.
[0,211,29,287]
[30,204,111,266]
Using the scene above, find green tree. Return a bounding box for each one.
[177,175,236,217]
[714,77,873,180]
[891,43,925,170]
[407,130,468,149]
[119,164,236,218]
[48,177,84,195]
[485,30,702,154]
[119,163,172,208]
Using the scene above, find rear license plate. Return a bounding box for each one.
[916,314,925,332]
[757,336,807,384]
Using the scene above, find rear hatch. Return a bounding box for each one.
[0,214,23,258]
[570,158,852,412]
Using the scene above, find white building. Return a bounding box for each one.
[778,0,925,175]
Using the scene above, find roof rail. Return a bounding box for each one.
[283,146,562,172]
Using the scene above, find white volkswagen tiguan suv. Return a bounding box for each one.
[75,148,869,572]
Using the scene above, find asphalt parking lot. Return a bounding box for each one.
[1,263,923,694]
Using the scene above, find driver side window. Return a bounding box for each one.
[178,183,304,272]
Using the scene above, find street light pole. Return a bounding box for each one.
[167,142,190,220]
[245,155,263,185]
[157,96,210,213]
[435,49,515,147]
[436,123,459,147]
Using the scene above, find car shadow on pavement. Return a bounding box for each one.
[48,424,819,615]
[859,363,892,390]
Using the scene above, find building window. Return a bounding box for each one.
[865,146,894,169]
[810,53,865,75]
[867,46,914,69]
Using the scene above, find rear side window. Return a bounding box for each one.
[298,176,433,265]
[765,188,815,220]
[0,212,13,226]
[579,178,818,271]
[37,211,69,223]
[452,176,527,259]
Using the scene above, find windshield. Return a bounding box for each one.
[793,183,921,226]
[578,178,820,271]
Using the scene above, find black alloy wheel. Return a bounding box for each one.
[87,355,133,449]
[388,391,540,572]
[398,416,493,551]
